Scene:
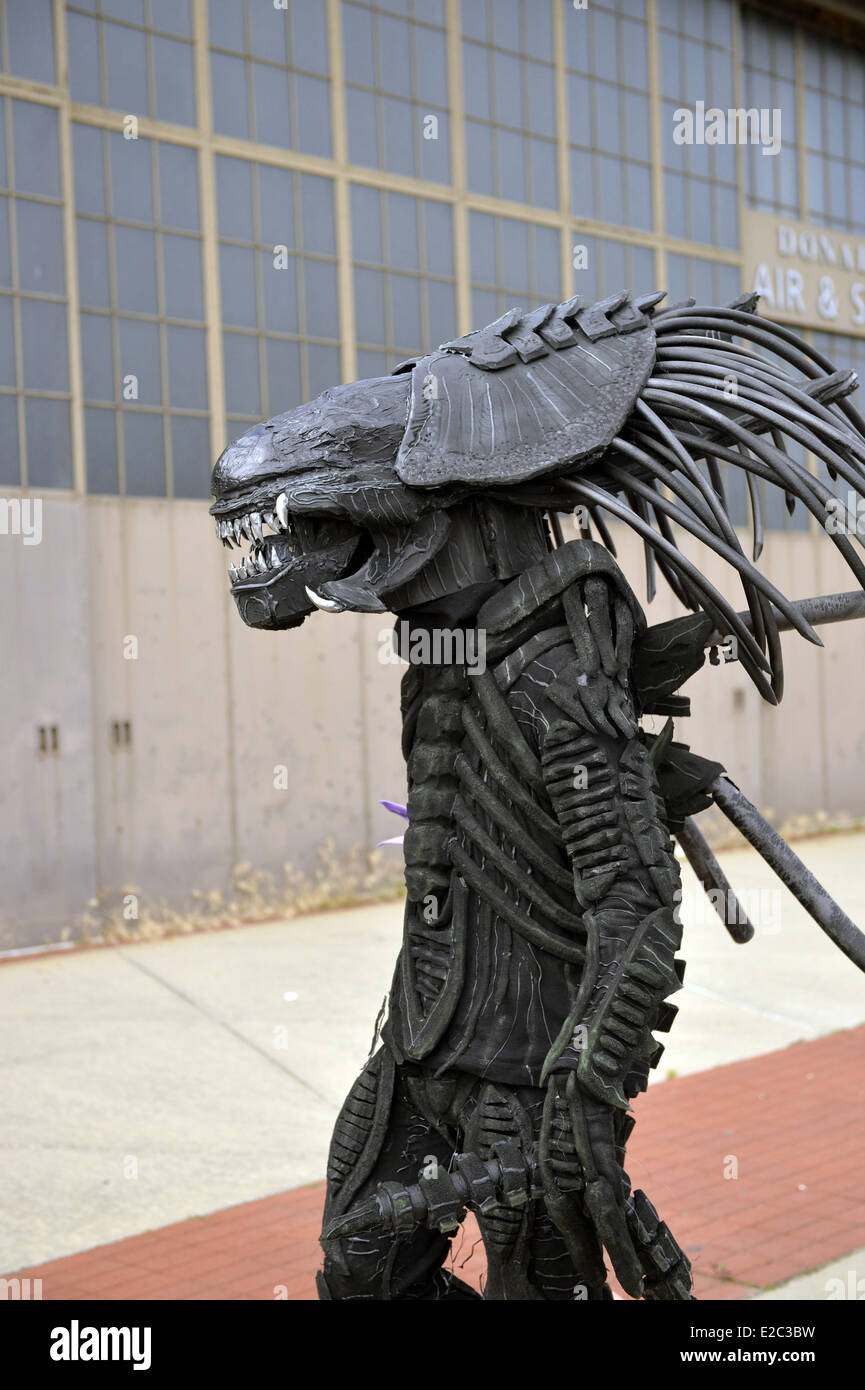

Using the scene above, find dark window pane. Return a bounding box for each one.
[110,133,154,223]
[461,0,487,44]
[498,129,526,203]
[72,124,106,215]
[346,87,378,168]
[81,312,115,401]
[598,155,624,225]
[102,0,145,21]
[295,74,332,157]
[0,393,20,483]
[259,165,295,248]
[424,201,452,276]
[77,219,110,309]
[627,163,653,232]
[113,226,158,312]
[223,332,260,415]
[533,224,559,289]
[343,3,376,87]
[300,174,334,254]
[151,0,193,37]
[67,8,102,103]
[292,0,329,75]
[465,120,494,195]
[415,28,448,106]
[306,342,340,398]
[7,0,55,84]
[250,0,287,64]
[419,111,449,183]
[262,252,299,333]
[493,51,522,129]
[387,193,418,270]
[469,211,496,285]
[426,279,456,349]
[167,325,207,408]
[529,137,557,209]
[391,274,422,351]
[0,197,7,286]
[570,147,595,219]
[525,0,553,62]
[354,267,386,346]
[0,99,7,188]
[13,102,60,197]
[500,218,530,293]
[103,22,149,115]
[216,157,254,241]
[356,348,388,380]
[123,411,166,496]
[220,243,257,327]
[208,0,245,52]
[0,293,14,383]
[265,336,301,412]
[527,63,555,136]
[26,399,72,488]
[462,41,490,121]
[158,143,199,231]
[16,201,64,294]
[163,234,203,320]
[211,52,250,139]
[253,62,292,147]
[379,16,412,99]
[153,38,196,126]
[350,183,382,264]
[381,96,415,177]
[117,317,161,403]
[171,415,210,498]
[492,0,520,53]
[303,258,338,338]
[20,298,68,389]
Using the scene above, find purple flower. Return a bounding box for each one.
[377,798,407,847]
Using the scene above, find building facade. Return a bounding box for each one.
[3,0,865,945]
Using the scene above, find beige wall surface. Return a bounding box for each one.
[3,497,864,948]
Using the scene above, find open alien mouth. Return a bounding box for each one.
[213,492,299,587]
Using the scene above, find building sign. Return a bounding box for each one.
[742,209,865,339]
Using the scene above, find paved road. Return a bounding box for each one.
[2,831,864,1273]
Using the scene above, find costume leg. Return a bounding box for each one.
[318,1049,480,1300]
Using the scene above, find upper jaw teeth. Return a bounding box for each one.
[216,491,300,583]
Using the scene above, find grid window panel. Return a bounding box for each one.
[209,0,332,156]
[565,2,652,230]
[469,210,562,324]
[217,158,340,445]
[659,0,738,249]
[66,1,196,126]
[742,8,800,220]
[461,0,556,207]
[342,0,450,183]
[72,125,209,497]
[351,185,456,369]
[1,0,56,83]
[803,35,865,234]
[811,332,865,522]
[0,100,72,489]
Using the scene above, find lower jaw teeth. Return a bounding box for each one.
[229,545,284,582]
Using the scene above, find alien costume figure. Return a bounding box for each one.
[211,290,865,1300]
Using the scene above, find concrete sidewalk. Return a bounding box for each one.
[2,831,864,1287]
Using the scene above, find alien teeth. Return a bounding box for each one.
[269,545,279,568]
[250,511,263,542]
[276,493,289,530]
[232,517,243,544]
[229,563,239,582]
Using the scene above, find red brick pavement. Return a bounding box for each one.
[6,1027,864,1301]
